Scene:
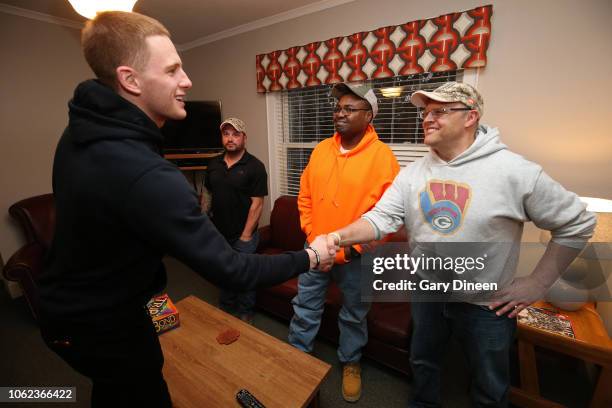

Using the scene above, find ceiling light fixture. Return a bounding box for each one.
[67,0,138,19]
[380,87,403,98]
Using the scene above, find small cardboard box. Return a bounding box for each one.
[147,294,180,334]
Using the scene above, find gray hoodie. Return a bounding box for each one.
[363,124,596,290]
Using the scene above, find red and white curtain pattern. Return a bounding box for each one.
[256,5,492,93]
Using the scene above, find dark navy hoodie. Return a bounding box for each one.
[39,80,308,322]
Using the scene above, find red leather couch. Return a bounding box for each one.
[256,195,412,376]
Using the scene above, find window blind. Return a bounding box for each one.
[268,70,463,199]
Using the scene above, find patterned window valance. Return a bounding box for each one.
[256,5,492,93]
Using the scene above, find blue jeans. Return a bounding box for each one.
[219,232,259,316]
[288,259,370,363]
[409,302,516,408]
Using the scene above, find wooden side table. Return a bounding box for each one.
[510,301,612,408]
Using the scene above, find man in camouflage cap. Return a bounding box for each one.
[411,81,484,116]
[409,82,484,159]
[203,117,268,324]
[325,81,595,406]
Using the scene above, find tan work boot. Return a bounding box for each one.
[342,362,362,402]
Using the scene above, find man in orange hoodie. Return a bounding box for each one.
[288,83,400,402]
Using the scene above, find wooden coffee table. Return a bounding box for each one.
[159,295,331,407]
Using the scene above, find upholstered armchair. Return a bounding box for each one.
[2,194,55,320]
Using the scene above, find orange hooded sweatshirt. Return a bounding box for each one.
[298,125,400,263]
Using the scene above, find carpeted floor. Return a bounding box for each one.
[0,257,595,407]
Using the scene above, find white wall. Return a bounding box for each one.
[181,0,612,332]
[0,13,90,294]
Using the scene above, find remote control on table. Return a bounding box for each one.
[236,389,266,408]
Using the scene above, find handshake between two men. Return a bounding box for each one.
[307,225,368,272]
[305,234,336,271]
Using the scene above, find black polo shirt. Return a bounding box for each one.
[205,151,268,242]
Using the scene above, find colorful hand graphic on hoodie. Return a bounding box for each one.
[419,180,471,234]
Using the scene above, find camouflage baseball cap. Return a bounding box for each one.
[220,117,246,133]
[410,82,483,116]
[332,83,378,118]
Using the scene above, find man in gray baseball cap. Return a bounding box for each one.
[288,82,399,402]
[331,82,379,119]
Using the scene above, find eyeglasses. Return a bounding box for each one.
[333,105,371,115]
[418,107,473,120]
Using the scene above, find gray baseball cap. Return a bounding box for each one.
[332,83,378,118]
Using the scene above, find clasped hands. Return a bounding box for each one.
[306,233,343,272]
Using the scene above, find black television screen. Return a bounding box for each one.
[161,101,223,153]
